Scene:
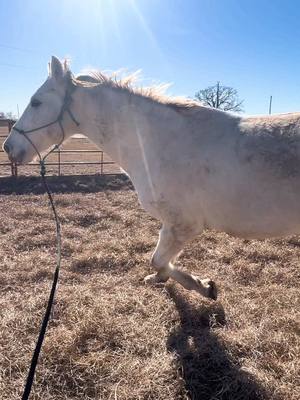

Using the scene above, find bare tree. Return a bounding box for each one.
[195,82,244,112]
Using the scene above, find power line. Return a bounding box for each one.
[0,43,37,54]
[0,62,36,69]
[0,43,47,59]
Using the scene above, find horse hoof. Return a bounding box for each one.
[144,273,169,286]
[205,279,218,300]
[144,273,164,286]
[198,278,218,300]
[207,280,218,300]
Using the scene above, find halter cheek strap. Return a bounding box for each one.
[12,82,80,169]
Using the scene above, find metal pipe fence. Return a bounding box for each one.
[0,121,119,176]
[0,147,117,177]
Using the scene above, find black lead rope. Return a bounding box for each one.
[11,82,80,400]
[22,163,61,400]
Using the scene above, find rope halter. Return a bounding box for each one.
[12,79,80,174]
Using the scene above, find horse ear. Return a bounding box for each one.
[50,56,64,81]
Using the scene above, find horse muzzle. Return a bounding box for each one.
[3,140,27,164]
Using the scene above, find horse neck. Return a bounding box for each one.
[72,84,178,175]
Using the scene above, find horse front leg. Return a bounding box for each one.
[144,223,217,300]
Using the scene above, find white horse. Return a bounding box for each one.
[4,56,300,300]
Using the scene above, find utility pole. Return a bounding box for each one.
[269,95,272,115]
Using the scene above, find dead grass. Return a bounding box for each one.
[0,176,299,399]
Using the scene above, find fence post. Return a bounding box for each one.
[100,151,104,175]
[10,162,17,176]
[58,147,61,176]
[7,120,17,177]
[7,119,13,132]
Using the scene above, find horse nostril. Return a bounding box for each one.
[3,142,10,154]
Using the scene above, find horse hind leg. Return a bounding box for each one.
[144,224,217,300]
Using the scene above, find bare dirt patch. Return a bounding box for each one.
[0,175,299,399]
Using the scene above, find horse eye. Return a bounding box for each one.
[31,99,42,108]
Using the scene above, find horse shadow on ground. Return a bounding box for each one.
[0,174,133,195]
[166,286,269,400]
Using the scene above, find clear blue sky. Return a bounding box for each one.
[1,0,300,116]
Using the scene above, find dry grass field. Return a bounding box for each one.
[0,174,299,400]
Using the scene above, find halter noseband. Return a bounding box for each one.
[12,80,80,165]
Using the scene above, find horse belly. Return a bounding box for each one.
[204,175,300,239]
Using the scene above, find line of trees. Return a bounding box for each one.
[0,111,16,120]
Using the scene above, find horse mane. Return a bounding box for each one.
[73,69,201,112]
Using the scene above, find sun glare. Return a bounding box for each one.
[61,0,168,70]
